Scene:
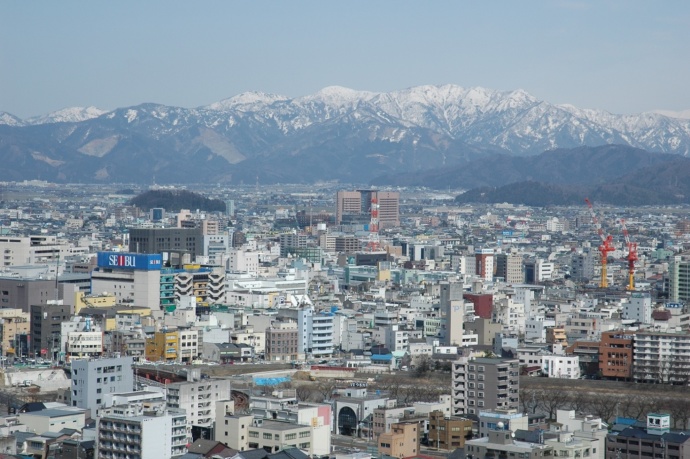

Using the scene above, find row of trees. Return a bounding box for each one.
[519,387,690,429]
[283,379,690,431]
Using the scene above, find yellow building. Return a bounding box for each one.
[145,331,179,362]
[0,309,30,356]
[378,421,420,459]
[73,292,117,314]
[546,327,567,346]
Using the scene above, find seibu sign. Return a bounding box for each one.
[109,254,137,267]
[97,252,162,271]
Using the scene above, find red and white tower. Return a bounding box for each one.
[367,194,380,251]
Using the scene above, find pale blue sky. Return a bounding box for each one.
[1,1,689,118]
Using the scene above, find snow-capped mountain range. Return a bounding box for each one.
[1,84,689,184]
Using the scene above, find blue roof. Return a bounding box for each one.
[371,354,392,361]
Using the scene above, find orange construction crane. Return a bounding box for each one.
[620,219,638,291]
[585,198,615,288]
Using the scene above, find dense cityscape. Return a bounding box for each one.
[0,180,688,459]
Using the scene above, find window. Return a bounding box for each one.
[263,433,272,440]
[285,433,297,440]
[249,432,259,438]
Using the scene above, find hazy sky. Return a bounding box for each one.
[2,1,689,118]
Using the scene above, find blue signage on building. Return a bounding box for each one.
[97,252,163,270]
[666,302,683,309]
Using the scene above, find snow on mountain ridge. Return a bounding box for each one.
[3,84,690,156]
[205,91,290,111]
[0,112,24,127]
[26,106,106,125]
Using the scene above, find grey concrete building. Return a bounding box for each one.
[30,302,72,358]
[128,227,204,258]
[0,276,57,313]
[452,357,519,416]
[571,252,596,282]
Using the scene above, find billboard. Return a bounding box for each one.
[97,252,163,270]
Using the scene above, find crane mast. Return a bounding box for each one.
[585,198,614,288]
[620,219,638,291]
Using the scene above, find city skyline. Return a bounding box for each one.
[2,1,690,118]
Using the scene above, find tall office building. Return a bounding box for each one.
[475,248,494,281]
[279,232,308,258]
[668,256,690,302]
[451,357,519,416]
[335,190,400,229]
[439,281,464,346]
[495,252,523,284]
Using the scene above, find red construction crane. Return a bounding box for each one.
[620,219,638,291]
[585,198,615,288]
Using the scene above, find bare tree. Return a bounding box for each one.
[414,356,433,378]
[566,392,592,414]
[589,393,619,423]
[377,376,402,402]
[671,399,690,429]
[295,384,314,402]
[621,394,654,420]
[519,388,539,414]
[315,380,337,402]
[539,389,571,420]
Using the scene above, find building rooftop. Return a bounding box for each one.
[22,409,83,418]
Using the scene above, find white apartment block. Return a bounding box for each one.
[178,329,200,362]
[0,235,84,267]
[166,373,231,428]
[293,306,334,358]
[97,402,188,459]
[623,293,652,324]
[541,355,580,379]
[633,330,690,384]
[70,356,134,418]
[492,297,525,335]
[227,248,260,274]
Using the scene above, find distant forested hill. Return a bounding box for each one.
[128,190,225,212]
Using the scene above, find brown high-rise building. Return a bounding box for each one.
[335,190,400,229]
[599,330,635,380]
